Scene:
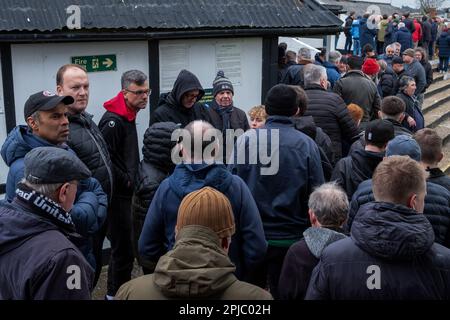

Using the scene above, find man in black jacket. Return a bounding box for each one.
[56,64,113,285]
[306,155,450,300]
[333,55,381,126]
[332,119,394,200]
[131,121,179,274]
[150,69,210,128]
[0,147,94,299]
[414,128,450,192]
[303,64,359,165]
[347,135,450,248]
[206,71,249,161]
[99,69,149,298]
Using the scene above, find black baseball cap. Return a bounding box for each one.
[24,91,74,120]
[24,147,91,184]
[364,119,395,145]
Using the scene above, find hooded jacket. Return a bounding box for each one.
[150,70,210,127]
[404,59,427,96]
[99,92,140,197]
[348,179,450,248]
[292,116,334,180]
[117,226,272,300]
[0,198,94,299]
[138,163,267,281]
[131,122,178,269]
[306,202,450,299]
[331,148,384,200]
[278,227,346,300]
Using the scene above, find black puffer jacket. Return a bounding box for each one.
[378,67,397,98]
[131,122,178,270]
[68,112,113,201]
[293,116,333,181]
[427,167,450,192]
[304,84,359,164]
[348,179,450,248]
[333,70,381,123]
[306,201,450,300]
[150,70,210,128]
[331,149,384,200]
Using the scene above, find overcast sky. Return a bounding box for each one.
[391,0,450,8]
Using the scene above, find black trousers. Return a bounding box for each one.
[251,245,291,300]
[106,196,134,296]
[92,220,108,287]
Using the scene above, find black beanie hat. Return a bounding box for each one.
[212,71,234,97]
[264,84,299,117]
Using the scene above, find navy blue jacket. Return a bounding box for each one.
[306,201,450,299]
[348,179,450,248]
[0,199,94,299]
[393,27,413,53]
[138,163,267,281]
[1,125,107,267]
[229,116,325,240]
[437,32,450,57]
[359,17,377,50]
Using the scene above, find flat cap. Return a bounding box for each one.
[24,147,91,184]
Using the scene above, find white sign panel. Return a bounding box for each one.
[160,44,189,92]
[215,43,242,86]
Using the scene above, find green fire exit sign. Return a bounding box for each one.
[71,54,117,73]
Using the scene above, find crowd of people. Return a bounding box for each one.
[1,11,450,299]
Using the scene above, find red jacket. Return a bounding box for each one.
[412,20,422,42]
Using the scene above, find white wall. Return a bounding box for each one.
[0,51,8,188]
[159,37,263,113]
[11,41,150,156]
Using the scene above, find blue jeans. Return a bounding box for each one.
[439,56,449,72]
[353,39,361,56]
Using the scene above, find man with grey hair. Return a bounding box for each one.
[280,47,313,86]
[99,69,150,299]
[279,182,348,300]
[303,64,359,165]
[314,50,341,88]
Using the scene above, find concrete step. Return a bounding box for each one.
[424,99,450,129]
[425,77,450,99]
[423,89,450,116]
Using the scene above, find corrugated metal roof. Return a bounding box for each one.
[319,0,409,17]
[0,0,343,32]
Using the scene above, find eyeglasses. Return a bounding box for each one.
[125,88,152,96]
[184,92,200,100]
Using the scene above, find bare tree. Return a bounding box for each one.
[416,0,444,14]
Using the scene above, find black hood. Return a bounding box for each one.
[292,116,317,140]
[352,202,435,260]
[350,148,384,182]
[142,122,179,172]
[167,70,205,108]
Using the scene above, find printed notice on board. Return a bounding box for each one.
[160,44,189,92]
[215,43,242,86]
